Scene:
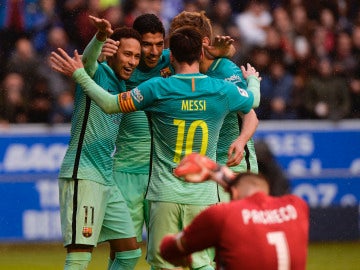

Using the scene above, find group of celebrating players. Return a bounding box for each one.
[50,9,309,270]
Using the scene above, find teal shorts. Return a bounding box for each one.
[146,201,214,269]
[113,171,149,242]
[59,178,136,247]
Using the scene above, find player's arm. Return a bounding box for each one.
[82,15,113,77]
[50,48,123,114]
[241,63,261,108]
[226,109,258,166]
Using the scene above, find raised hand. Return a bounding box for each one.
[241,63,262,81]
[204,35,235,58]
[89,15,113,41]
[50,48,84,77]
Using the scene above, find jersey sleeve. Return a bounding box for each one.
[127,78,162,111]
[245,75,261,108]
[73,68,121,113]
[226,84,254,114]
[82,35,104,78]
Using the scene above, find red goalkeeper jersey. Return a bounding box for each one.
[181,192,309,270]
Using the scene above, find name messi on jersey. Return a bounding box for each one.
[181,100,206,111]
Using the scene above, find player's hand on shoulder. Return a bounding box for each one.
[204,35,235,59]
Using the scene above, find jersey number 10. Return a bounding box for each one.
[173,119,208,163]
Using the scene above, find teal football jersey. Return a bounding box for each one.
[113,49,174,174]
[124,73,254,204]
[59,63,123,185]
[206,58,259,173]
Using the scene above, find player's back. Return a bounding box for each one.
[138,73,254,204]
[113,49,173,173]
[217,192,309,269]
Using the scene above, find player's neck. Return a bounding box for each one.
[200,57,214,73]
[175,62,200,74]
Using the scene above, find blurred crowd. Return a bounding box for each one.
[0,0,360,125]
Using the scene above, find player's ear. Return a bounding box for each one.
[170,52,174,64]
[200,47,205,62]
[202,36,210,46]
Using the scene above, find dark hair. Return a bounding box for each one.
[169,26,202,65]
[133,13,165,37]
[110,26,142,44]
[230,171,272,189]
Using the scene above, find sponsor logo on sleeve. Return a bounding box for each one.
[225,75,243,84]
[131,88,144,103]
[237,86,249,97]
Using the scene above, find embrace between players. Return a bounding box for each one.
[51,10,308,270]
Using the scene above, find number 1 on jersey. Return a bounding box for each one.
[267,231,290,270]
[173,119,208,163]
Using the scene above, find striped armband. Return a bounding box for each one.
[118,91,136,113]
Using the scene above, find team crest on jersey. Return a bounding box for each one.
[82,206,94,238]
[237,87,249,97]
[160,67,172,78]
[82,227,93,237]
[121,92,130,101]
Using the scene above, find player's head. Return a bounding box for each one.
[107,27,142,80]
[169,11,213,45]
[169,26,203,66]
[133,13,165,68]
[228,172,271,200]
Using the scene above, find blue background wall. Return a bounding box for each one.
[0,121,359,241]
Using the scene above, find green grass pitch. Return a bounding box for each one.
[0,241,359,269]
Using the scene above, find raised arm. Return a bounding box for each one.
[241,63,261,108]
[50,48,121,114]
[82,15,113,77]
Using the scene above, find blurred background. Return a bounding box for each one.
[0,0,359,268]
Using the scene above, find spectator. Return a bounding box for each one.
[332,30,357,77]
[234,0,272,50]
[348,75,360,118]
[0,72,28,124]
[272,6,297,66]
[72,0,102,50]
[41,25,76,58]
[209,0,239,36]
[0,0,40,61]
[259,59,296,119]
[6,37,40,94]
[51,89,74,123]
[27,76,53,123]
[160,153,309,270]
[31,0,63,53]
[303,57,351,120]
[317,8,337,56]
